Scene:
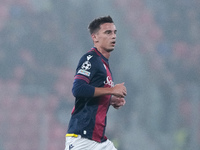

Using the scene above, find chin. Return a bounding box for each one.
[107,48,114,52]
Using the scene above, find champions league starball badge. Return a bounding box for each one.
[81,55,93,70]
[81,61,91,70]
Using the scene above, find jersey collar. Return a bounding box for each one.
[91,47,109,63]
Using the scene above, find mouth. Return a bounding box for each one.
[111,41,116,45]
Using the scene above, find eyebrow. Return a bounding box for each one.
[104,29,117,33]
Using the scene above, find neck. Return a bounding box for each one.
[94,46,111,59]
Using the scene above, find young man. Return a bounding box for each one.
[65,16,127,150]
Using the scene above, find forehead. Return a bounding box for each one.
[99,23,116,31]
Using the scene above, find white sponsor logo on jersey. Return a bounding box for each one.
[87,55,93,61]
[78,69,91,76]
[104,76,114,87]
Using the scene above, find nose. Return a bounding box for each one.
[112,32,116,39]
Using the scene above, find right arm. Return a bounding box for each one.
[72,53,126,98]
[72,79,127,98]
[94,82,127,98]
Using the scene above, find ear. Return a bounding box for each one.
[91,33,98,43]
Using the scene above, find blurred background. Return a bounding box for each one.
[0,0,200,150]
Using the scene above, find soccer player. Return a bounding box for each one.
[65,16,127,150]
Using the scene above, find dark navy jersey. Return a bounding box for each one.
[67,47,114,143]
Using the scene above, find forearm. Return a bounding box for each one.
[94,82,127,98]
[93,87,114,97]
[73,79,113,98]
[73,79,126,98]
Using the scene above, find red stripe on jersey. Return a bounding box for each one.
[91,47,101,57]
[71,106,75,114]
[74,75,90,83]
[92,60,112,142]
[92,95,110,142]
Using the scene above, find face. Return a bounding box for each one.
[92,23,117,52]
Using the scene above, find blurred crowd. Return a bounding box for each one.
[0,0,75,150]
[116,0,200,149]
[0,0,200,150]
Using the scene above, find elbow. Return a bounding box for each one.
[72,86,79,97]
[72,79,95,98]
[72,79,82,97]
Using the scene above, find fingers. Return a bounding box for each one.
[123,89,127,97]
[110,96,126,109]
[121,82,127,95]
[122,87,127,97]
[113,101,125,109]
[113,82,127,98]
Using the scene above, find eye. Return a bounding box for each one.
[105,30,112,34]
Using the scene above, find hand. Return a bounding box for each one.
[110,95,126,109]
[111,83,127,98]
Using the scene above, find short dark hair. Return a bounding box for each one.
[88,16,114,34]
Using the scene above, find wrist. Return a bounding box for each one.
[94,87,113,97]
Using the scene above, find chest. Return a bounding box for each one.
[91,60,114,88]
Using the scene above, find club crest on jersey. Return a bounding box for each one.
[104,76,114,87]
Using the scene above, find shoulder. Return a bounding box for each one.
[76,50,101,77]
[79,50,101,64]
